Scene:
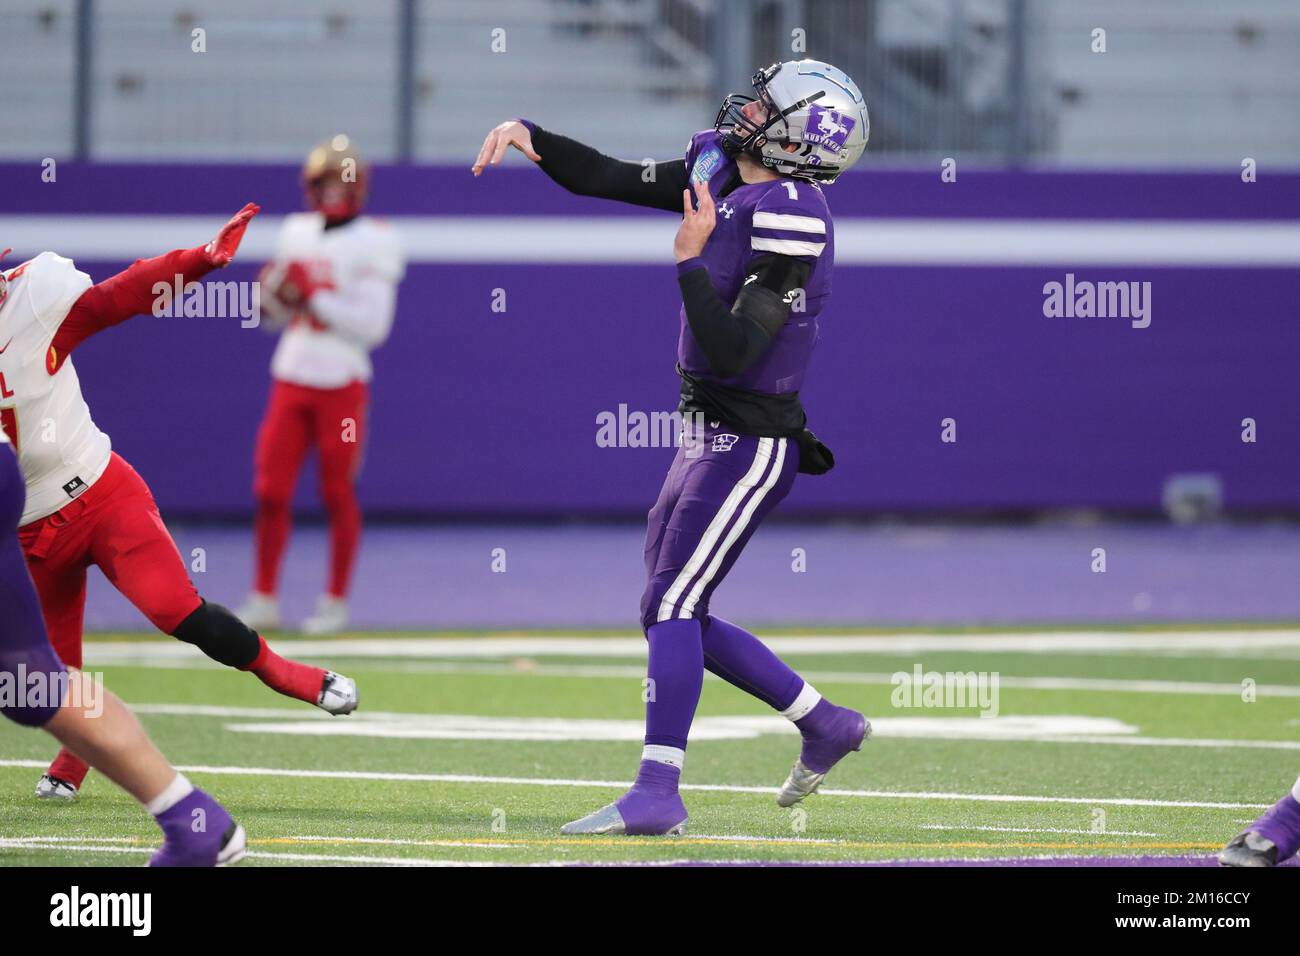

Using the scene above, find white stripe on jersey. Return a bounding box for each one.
[752,212,826,234]
[751,236,826,257]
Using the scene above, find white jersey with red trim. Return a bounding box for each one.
[267,213,405,389]
[0,252,111,526]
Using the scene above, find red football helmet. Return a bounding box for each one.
[303,135,368,222]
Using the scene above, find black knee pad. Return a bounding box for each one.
[171,600,260,669]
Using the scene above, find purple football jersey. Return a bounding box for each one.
[678,130,835,395]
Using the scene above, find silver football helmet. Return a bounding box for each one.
[715,60,869,184]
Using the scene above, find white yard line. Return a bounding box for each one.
[78,632,1300,671]
[78,630,1300,667]
[918,824,1162,837]
[92,704,1300,751]
[228,660,1300,699]
[0,758,1271,810]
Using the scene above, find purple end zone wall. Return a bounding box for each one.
[3,162,1298,517]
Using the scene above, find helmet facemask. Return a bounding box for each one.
[713,60,868,184]
[714,64,803,163]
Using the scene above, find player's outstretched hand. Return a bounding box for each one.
[674,177,717,262]
[472,120,542,176]
[204,202,260,268]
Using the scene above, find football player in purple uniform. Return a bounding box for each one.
[1220,775,1300,866]
[474,60,873,834]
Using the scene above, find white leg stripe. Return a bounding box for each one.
[641,745,685,769]
[678,437,787,620]
[656,437,775,623]
[779,682,823,721]
[1292,775,1300,803]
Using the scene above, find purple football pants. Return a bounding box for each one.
[640,426,799,631]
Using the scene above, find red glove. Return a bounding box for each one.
[272,259,335,308]
[203,202,260,268]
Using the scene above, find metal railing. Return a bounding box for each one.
[0,0,1295,166]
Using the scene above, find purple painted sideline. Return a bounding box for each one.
[563,854,1300,867]
[650,855,1275,867]
[81,521,1300,631]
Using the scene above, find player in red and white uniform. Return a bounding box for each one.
[0,204,360,802]
[238,135,405,635]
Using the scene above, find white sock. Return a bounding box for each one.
[144,772,194,816]
[779,682,822,722]
[641,745,685,770]
[1291,775,1300,803]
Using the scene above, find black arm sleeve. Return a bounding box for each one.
[678,254,812,379]
[530,125,688,212]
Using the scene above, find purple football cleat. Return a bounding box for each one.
[1220,792,1300,867]
[149,789,246,867]
[561,761,688,835]
[778,701,870,807]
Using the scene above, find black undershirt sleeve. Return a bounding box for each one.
[529,125,688,212]
[677,254,812,379]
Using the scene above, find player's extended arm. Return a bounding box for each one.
[678,253,810,380]
[50,203,259,369]
[473,119,688,212]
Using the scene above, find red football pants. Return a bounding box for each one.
[17,452,203,670]
[252,379,368,598]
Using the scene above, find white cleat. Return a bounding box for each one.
[302,595,348,635]
[777,761,828,808]
[235,592,281,631]
[35,773,78,801]
[217,824,248,867]
[317,670,359,715]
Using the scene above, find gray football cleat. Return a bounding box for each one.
[777,717,872,808]
[561,802,688,836]
[777,760,828,808]
[34,773,78,801]
[1218,831,1278,867]
[317,671,359,715]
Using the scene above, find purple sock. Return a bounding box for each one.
[1254,791,1300,860]
[629,759,681,797]
[643,618,703,752]
[701,615,804,710]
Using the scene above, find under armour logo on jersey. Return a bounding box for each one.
[711,433,740,453]
[719,201,735,219]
